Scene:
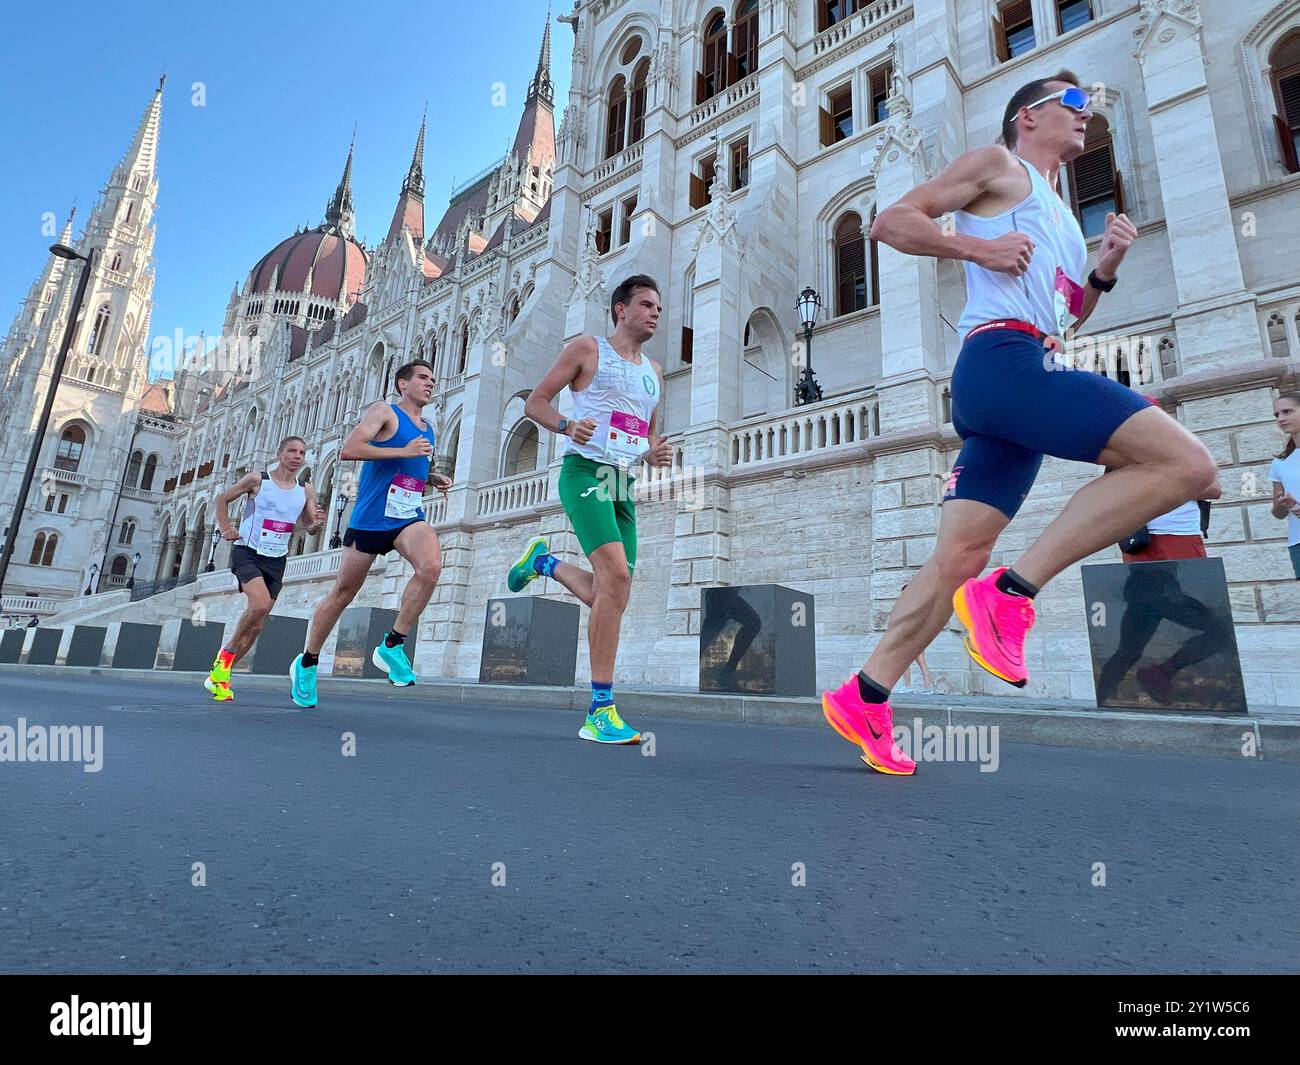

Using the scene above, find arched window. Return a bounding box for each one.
[29,533,46,566]
[734,0,759,79]
[142,453,158,491]
[120,519,137,545]
[87,305,111,355]
[629,60,650,145]
[1271,31,1300,173]
[123,201,134,223]
[55,425,87,471]
[110,253,123,273]
[41,533,58,567]
[1066,115,1125,238]
[834,212,868,315]
[605,75,628,160]
[124,450,142,487]
[510,295,522,324]
[458,323,470,375]
[110,554,129,577]
[698,11,729,104]
[445,421,462,481]
[503,420,540,478]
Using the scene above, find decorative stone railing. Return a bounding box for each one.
[476,471,549,519]
[811,0,911,57]
[729,391,881,469]
[1261,297,1300,360]
[686,72,759,130]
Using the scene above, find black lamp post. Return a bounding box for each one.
[85,562,99,597]
[128,551,141,589]
[0,244,96,597]
[794,286,824,406]
[205,526,220,572]
[329,492,349,550]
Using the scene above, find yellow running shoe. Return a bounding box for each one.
[204,676,235,702]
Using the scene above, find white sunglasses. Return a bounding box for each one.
[1024,86,1092,113]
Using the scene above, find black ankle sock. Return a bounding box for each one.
[301,650,319,668]
[996,568,1039,599]
[385,629,406,648]
[856,671,891,704]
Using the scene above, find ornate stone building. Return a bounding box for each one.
[50,1,1300,706]
[0,81,176,609]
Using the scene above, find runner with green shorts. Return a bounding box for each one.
[507,274,673,744]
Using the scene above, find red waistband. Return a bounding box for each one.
[965,319,1046,341]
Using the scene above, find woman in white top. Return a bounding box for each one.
[1269,391,1300,580]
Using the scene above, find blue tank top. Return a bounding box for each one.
[350,404,436,531]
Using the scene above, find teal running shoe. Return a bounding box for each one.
[289,653,317,709]
[373,640,417,686]
[578,705,641,744]
[507,536,549,593]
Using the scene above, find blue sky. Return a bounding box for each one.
[0,0,571,371]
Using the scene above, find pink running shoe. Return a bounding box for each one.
[952,567,1036,688]
[821,676,916,776]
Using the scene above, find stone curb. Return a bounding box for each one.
[2,663,1295,762]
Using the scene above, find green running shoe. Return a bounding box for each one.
[373,640,417,686]
[507,536,549,593]
[289,653,317,708]
[578,705,641,744]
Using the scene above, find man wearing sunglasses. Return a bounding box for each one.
[821,70,1220,776]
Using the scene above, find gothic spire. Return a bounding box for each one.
[324,134,356,239]
[526,6,555,108]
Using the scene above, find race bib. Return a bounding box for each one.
[258,519,294,558]
[385,473,424,520]
[602,411,649,469]
[1054,266,1086,333]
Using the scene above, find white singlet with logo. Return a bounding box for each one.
[564,335,660,469]
[953,154,1089,339]
[236,471,306,559]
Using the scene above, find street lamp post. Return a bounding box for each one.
[329,492,349,550]
[0,245,96,597]
[128,551,141,590]
[794,286,824,406]
[85,563,99,597]
[205,526,220,572]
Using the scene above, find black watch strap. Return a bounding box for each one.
[1088,269,1117,293]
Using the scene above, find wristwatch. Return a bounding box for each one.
[556,417,570,436]
[1088,269,1117,293]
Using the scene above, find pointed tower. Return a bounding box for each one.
[510,11,557,224]
[386,113,427,245]
[323,137,357,240]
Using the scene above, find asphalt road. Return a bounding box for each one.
[0,671,1295,974]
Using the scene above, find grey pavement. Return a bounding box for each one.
[0,670,1295,974]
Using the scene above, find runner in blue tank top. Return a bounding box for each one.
[821,70,1221,776]
[290,359,451,708]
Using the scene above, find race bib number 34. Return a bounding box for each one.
[258,519,294,558]
[603,411,648,469]
[385,474,424,519]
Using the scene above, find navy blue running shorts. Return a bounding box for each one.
[943,327,1151,519]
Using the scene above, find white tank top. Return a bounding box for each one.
[237,471,306,558]
[564,335,661,468]
[954,155,1088,339]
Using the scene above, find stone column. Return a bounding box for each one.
[1133,0,1258,372]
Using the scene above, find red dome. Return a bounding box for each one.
[248,226,366,305]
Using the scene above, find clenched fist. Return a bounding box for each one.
[977,231,1036,277]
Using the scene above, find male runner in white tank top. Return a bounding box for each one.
[822,70,1221,775]
[507,275,674,744]
[207,436,326,701]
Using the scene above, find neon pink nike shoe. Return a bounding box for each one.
[821,676,916,776]
[952,567,1036,688]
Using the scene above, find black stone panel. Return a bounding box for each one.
[1082,558,1247,714]
[67,626,108,667]
[700,584,816,697]
[479,597,580,687]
